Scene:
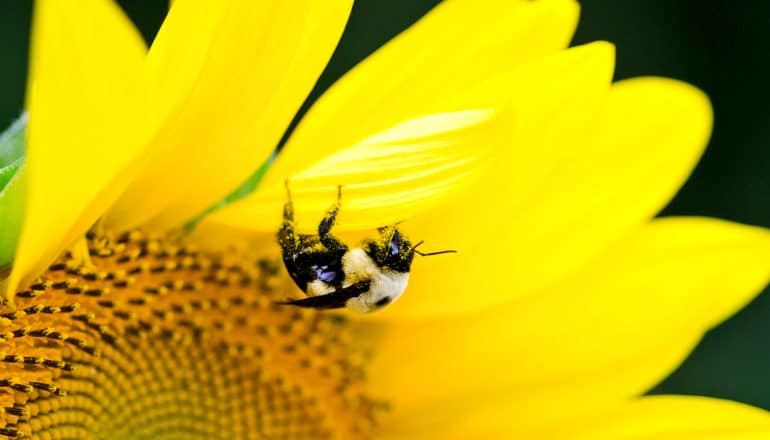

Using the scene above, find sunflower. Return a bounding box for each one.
[0,0,769,438]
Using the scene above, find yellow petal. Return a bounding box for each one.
[208,107,501,232]
[563,396,770,440]
[260,0,579,189]
[207,39,610,234]
[7,0,146,298]
[393,76,713,319]
[374,334,701,439]
[381,395,770,439]
[361,218,770,435]
[103,0,352,232]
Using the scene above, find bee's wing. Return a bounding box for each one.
[276,281,371,309]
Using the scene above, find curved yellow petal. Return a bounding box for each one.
[564,396,770,440]
[208,106,502,232]
[380,395,770,439]
[6,0,146,299]
[393,76,713,319]
[375,334,701,439]
[104,0,352,232]
[207,39,609,234]
[260,0,579,189]
[361,218,770,433]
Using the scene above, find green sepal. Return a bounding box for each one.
[0,159,21,192]
[184,151,275,232]
[0,114,27,275]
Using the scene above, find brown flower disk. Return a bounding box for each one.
[0,231,380,439]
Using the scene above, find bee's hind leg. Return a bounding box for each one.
[318,185,347,253]
[278,180,299,254]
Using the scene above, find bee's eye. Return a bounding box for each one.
[389,230,402,257]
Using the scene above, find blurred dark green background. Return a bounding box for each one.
[2,0,770,408]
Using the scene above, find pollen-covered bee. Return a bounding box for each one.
[277,183,455,313]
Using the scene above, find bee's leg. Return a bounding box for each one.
[318,185,347,253]
[278,180,298,254]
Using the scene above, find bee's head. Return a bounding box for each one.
[364,226,456,273]
[364,226,415,273]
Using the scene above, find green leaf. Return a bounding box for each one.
[0,114,27,275]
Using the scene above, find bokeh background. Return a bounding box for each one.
[2,0,770,409]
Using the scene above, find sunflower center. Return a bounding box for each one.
[0,231,380,439]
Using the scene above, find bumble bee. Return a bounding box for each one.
[277,183,455,313]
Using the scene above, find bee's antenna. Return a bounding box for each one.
[411,241,457,257]
[416,249,457,256]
